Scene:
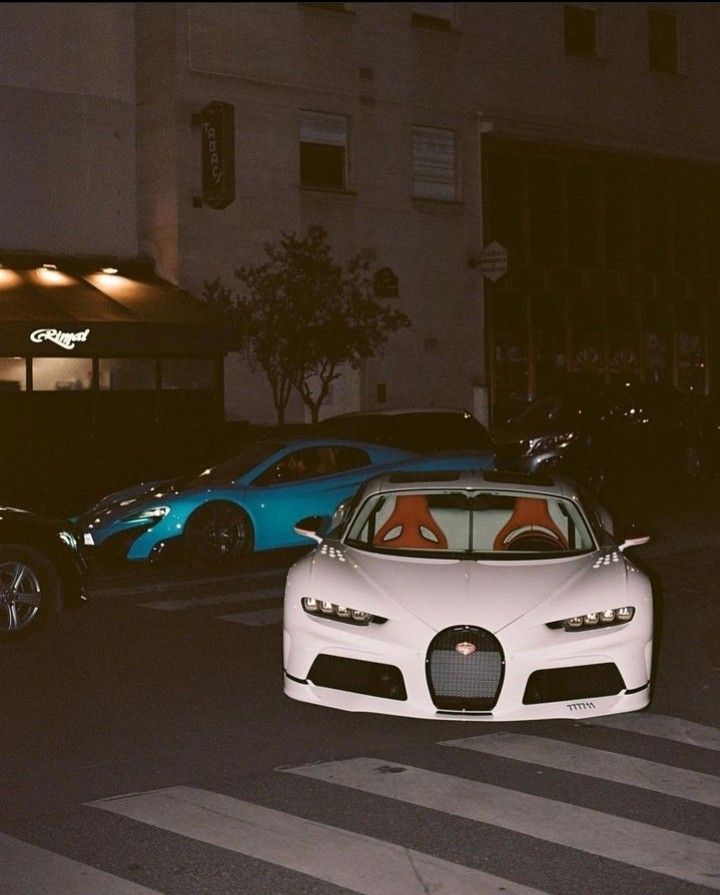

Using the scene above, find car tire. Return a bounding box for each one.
[0,545,63,640]
[184,501,254,565]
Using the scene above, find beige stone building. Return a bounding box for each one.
[3,2,720,430]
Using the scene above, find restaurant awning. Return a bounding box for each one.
[0,252,229,356]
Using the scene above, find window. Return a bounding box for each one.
[0,357,26,391]
[411,2,454,30]
[412,126,457,201]
[99,358,155,390]
[648,8,678,73]
[161,358,216,390]
[564,5,597,58]
[254,445,370,485]
[300,110,348,190]
[32,357,93,391]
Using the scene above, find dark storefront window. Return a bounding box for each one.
[483,151,526,261]
[161,357,216,390]
[566,161,598,266]
[99,358,156,390]
[528,156,562,265]
[638,168,669,271]
[491,292,529,421]
[603,166,635,270]
[531,294,568,395]
[676,299,706,394]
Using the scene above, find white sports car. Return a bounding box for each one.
[283,470,653,721]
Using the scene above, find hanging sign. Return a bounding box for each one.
[201,102,236,209]
[480,241,508,282]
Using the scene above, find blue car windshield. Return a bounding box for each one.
[183,440,288,486]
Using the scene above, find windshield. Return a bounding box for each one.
[344,490,595,558]
[182,440,288,486]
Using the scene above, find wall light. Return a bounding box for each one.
[101,267,118,275]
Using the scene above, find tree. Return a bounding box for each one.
[205,225,410,425]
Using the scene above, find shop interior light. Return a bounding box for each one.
[101,267,118,274]
[42,263,57,270]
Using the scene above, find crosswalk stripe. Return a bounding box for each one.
[441,732,720,808]
[88,786,550,895]
[0,832,163,895]
[139,586,281,612]
[585,713,720,751]
[217,607,284,626]
[285,757,720,890]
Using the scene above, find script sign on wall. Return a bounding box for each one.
[201,102,236,210]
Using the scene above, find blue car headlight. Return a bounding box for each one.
[120,506,170,525]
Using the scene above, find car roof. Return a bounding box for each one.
[358,469,581,500]
[319,407,477,421]
[268,436,409,453]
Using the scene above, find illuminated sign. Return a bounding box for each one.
[30,328,90,351]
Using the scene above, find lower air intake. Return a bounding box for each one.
[308,655,407,701]
[426,626,504,711]
[523,662,625,704]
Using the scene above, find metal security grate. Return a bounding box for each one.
[426,626,505,711]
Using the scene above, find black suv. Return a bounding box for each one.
[0,505,88,640]
[493,382,705,491]
[312,408,493,454]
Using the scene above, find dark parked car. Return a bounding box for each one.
[312,408,493,454]
[0,505,88,639]
[492,382,705,492]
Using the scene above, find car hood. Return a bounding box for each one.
[309,546,626,633]
[0,505,67,533]
[77,478,180,523]
[492,425,559,447]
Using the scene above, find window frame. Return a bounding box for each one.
[299,109,350,192]
[411,125,459,202]
[647,6,681,74]
[563,4,599,59]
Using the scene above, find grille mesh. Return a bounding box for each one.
[426,626,504,711]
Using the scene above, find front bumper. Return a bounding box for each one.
[283,606,652,722]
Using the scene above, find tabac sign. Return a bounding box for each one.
[201,101,236,210]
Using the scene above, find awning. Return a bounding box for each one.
[0,252,230,356]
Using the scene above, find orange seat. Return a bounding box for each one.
[493,497,568,551]
[372,495,448,549]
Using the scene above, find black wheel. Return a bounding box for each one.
[0,546,63,640]
[184,502,253,564]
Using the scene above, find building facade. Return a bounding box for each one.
[3,2,720,433]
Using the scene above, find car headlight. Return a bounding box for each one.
[120,506,170,525]
[548,606,635,632]
[301,597,386,626]
[58,530,78,550]
[525,432,575,456]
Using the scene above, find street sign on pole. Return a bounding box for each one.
[480,241,508,282]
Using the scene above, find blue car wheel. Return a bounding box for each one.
[184,502,254,563]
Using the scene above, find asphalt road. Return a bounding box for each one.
[1,478,719,895]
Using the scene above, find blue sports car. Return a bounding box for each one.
[78,437,495,563]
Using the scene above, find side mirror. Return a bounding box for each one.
[293,515,328,543]
[618,525,651,551]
